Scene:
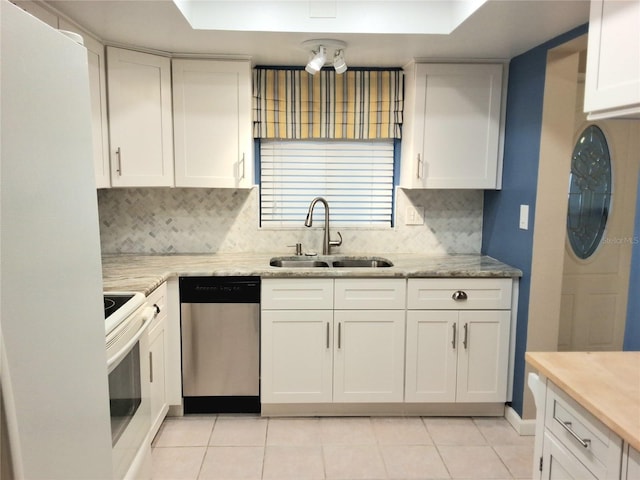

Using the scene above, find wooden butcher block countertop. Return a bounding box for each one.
[526,351,640,451]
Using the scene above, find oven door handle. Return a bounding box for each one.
[107,306,155,372]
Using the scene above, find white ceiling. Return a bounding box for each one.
[45,0,590,66]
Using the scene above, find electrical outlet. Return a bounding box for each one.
[405,206,425,225]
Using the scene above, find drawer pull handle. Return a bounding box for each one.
[338,323,342,349]
[556,418,591,449]
[452,290,468,301]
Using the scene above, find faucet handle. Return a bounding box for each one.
[329,231,343,247]
[287,243,303,255]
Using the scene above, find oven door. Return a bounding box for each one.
[106,305,154,480]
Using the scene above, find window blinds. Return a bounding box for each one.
[260,140,394,227]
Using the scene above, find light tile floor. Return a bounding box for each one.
[151,415,534,480]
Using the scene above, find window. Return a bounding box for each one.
[260,139,395,227]
[567,125,612,259]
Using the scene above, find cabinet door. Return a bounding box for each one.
[456,310,510,402]
[625,445,640,480]
[403,63,503,189]
[149,321,167,440]
[106,47,174,187]
[261,310,333,403]
[541,431,597,479]
[333,310,405,403]
[58,20,110,188]
[173,59,253,188]
[405,310,458,402]
[584,0,640,119]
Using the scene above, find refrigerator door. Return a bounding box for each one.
[1,2,113,478]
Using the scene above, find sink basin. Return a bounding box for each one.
[269,258,330,268]
[331,258,393,268]
[269,256,393,268]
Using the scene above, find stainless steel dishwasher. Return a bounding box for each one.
[179,276,260,414]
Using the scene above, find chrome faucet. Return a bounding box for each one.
[304,197,342,255]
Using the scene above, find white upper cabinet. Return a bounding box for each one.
[401,63,504,189]
[58,20,110,188]
[172,59,253,188]
[584,0,640,120]
[106,47,174,187]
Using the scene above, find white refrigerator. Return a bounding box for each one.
[1,1,113,478]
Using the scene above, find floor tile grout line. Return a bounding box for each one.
[152,414,532,480]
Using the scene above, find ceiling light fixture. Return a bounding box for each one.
[333,49,347,74]
[302,39,347,75]
[305,45,327,74]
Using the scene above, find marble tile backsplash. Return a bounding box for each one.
[97,187,483,255]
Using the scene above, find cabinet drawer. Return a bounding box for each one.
[407,278,512,310]
[545,382,623,479]
[334,279,406,310]
[262,279,334,310]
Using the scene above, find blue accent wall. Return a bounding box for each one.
[624,169,640,351]
[482,24,588,417]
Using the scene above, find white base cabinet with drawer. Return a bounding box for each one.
[262,277,515,415]
[261,278,406,405]
[405,278,512,403]
[534,379,623,480]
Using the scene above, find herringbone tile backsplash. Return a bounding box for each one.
[97,187,483,255]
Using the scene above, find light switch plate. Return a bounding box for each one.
[519,205,529,230]
[406,206,425,225]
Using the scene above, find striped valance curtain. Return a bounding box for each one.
[253,68,404,140]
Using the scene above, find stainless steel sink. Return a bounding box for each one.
[331,258,393,268]
[269,258,330,268]
[269,256,393,268]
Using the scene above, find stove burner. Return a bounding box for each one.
[103,294,135,320]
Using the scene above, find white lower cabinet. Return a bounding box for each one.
[624,445,640,480]
[333,310,405,403]
[405,278,512,403]
[261,278,406,404]
[146,282,169,440]
[541,431,597,479]
[405,309,510,402]
[262,277,514,410]
[261,309,333,403]
[535,381,623,480]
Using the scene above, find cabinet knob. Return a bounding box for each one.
[452,290,468,301]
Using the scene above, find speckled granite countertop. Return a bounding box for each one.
[102,253,522,295]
